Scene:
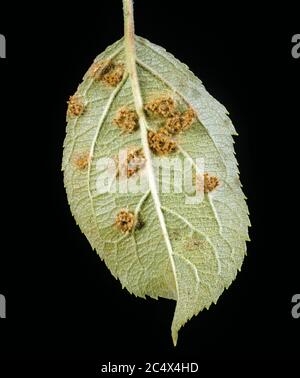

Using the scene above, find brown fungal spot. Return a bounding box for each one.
[67,95,85,117]
[73,152,90,171]
[115,147,146,178]
[165,107,196,134]
[113,107,139,133]
[126,148,146,177]
[144,96,176,118]
[115,209,135,234]
[102,63,124,86]
[148,130,177,155]
[204,173,219,193]
[194,173,220,193]
[181,107,196,130]
[88,59,124,87]
[164,112,182,134]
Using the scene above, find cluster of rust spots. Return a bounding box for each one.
[115,147,146,178]
[195,172,220,193]
[73,152,90,171]
[144,95,196,155]
[115,209,135,234]
[113,107,139,133]
[88,59,124,87]
[67,95,85,117]
[148,130,177,156]
[164,108,196,134]
[144,96,176,118]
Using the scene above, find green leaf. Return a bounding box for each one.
[62,10,250,345]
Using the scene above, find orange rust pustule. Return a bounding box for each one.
[102,63,124,86]
[126,148,145,177]
[73,152,90,171]
[144,96,176,118]
[148,130,177,155]
[203,173,219,193]
[116,147,146,178]
[115,209,135,234]
[88,60,124,87]
[165,107,196,134]
[194,173,220,193]
[164,113,182,134]
[67,95,85,117]
[181,108,196,130]
[114,108,139,133]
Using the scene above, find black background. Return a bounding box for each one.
[0,0,299,374]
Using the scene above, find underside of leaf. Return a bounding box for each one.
[62,35,250,346]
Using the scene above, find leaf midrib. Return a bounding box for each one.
[124,35,180,299]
